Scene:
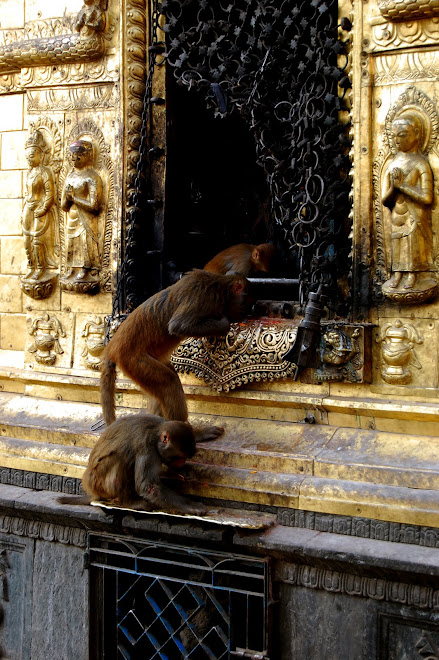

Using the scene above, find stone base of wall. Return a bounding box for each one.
[0,483,438,659]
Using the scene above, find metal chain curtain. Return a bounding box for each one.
[161,0,352,311]
[119,0,352,318]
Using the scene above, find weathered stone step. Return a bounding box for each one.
[1,429,438,527]
[0,391,102,446]
[0,421,98,448]
[0,435,89,478]
[2,391,439,487]
[2,391,439,526]
[193,421,439,489]
[2,365,439,432]
[184,466,439,527]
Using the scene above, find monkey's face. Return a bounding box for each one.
[158,422,197,470]
[253,244,276,273]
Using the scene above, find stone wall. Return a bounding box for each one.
[0,484,438,659]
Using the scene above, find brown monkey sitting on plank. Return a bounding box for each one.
[59,414,222,514]
[204,243,276,277]
[100,269,248,426]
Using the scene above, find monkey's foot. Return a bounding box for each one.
[194,424,225,443]
[127,499,154,511]
[176,503,207,516]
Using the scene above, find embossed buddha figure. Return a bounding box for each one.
[381,114,434,293]
[22,130,58,281]
[61,139,103,287]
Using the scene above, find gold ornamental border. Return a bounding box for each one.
[171,319,298,392]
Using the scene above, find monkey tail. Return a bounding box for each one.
[100,357,117,426]
[57,495,91,505]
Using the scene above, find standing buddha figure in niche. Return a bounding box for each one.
[381,113,435,299]
[61,139,103,293]
[22,130,58,283]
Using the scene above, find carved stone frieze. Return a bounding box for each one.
[0,468,82,496]
[0,512,86,547]
[368,18,439,51]
[278,508,439,547]
[27,84,117,113]
[58,118,114,294]
[276,562,439,609]
[373,87,439,303]
[20,119,63,300]
[81,316,106,370]
[376,319,423,384]
[171,320,298,392]
[27,313,65,366]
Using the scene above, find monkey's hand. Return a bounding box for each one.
[141,480,208,516]
[193,425,225,443]
[129,499,154,512]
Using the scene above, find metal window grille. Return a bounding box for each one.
[88,533,272,659]
[161,0,352,310]
[119,0,352,320]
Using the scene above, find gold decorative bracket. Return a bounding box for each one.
[171,319,298,392]
[171,320,371,391]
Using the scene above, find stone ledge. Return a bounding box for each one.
[1,484,439,584]
[3,468,439,547]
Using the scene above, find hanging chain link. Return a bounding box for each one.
[162,0,352,312]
